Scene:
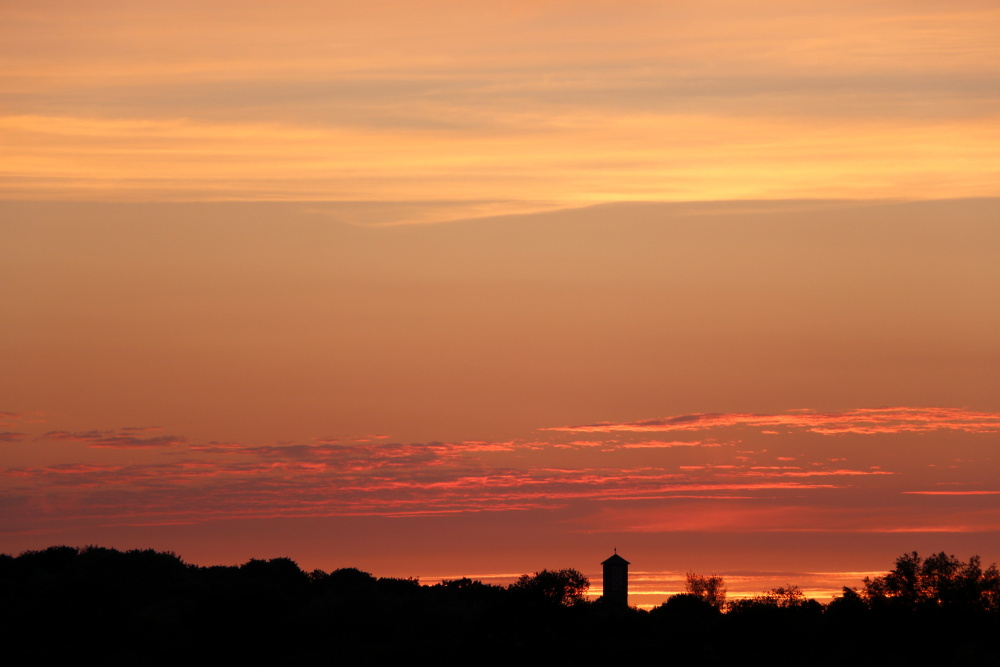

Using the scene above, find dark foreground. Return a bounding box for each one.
[2,546,998,665]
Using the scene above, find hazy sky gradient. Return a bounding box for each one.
[1,1,998,605]
[3,1,998,221]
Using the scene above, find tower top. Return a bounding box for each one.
[602,552,630,566]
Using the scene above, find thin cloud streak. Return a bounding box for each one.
[3,406,998,553]
[3,113,995,218]
[583,504,1000,535]
[43,429,186,449]
[546,407,1000,435]
[903,491,1000,495]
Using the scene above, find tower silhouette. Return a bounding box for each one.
[602,549,630,608]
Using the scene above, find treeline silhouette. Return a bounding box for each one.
[2,546,997,665]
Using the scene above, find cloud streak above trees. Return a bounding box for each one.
[4,407,998,541]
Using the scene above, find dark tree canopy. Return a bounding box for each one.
[685,572,727,610]
[4,546,1000,665]
[508,568,589,606]
[863,551,1000,612]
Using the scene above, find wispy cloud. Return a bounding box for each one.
[42,429,187,449]
[3,406,998,536]
[902,490,1000,495]
[621,440,722,449]
[545,407,1000,435]
[583,504,1000,534]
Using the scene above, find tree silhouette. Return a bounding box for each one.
[826,586,869,619]
[685,572,727,610]
[508,568,589,606]
[761,585,807,608]
[863,551,1000,612]
[4,544,1000,664]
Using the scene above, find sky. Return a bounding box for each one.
[2,0,999,607]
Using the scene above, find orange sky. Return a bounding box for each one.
[1,1,999,606]
[3,0,999,218]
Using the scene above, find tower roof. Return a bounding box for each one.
[602,552,630,566]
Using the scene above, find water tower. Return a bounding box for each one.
[602,549,630,608]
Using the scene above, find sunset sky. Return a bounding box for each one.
[2,0,999,607]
